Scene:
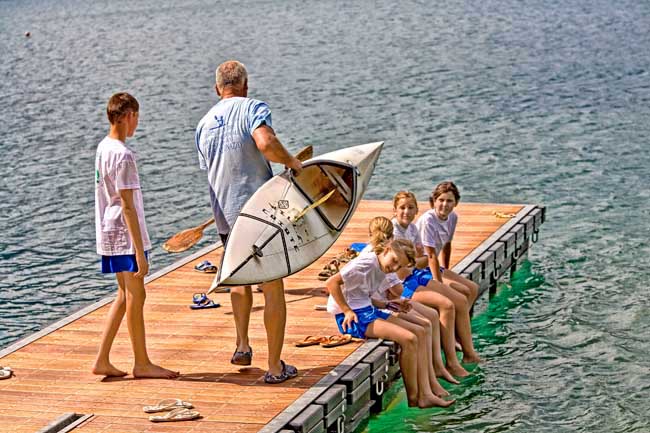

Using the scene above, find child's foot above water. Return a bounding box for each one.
[418,393,455,408]
[133,363,180,379]
[462,353,481,364]
[92,361,128,377]
[430,380,450,397]
[438,368,460,385]
[447,363,469,377]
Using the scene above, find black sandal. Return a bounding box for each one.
[264,361,298,384]
[230,347,253,366]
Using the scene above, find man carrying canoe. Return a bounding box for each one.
[195,60,303,383]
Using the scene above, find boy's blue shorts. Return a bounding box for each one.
[101,251,149,274]
[401,266,445,298]
[335,305,391,339]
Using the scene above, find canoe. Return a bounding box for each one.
[208,141,384,291]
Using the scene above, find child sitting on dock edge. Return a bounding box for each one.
[92,92,179,379]
[415,182,481,364]
[326,237,454,408]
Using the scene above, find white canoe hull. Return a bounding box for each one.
[210,141,383,289]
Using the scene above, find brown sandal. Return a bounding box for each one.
[337,248,359,263]
[321,334,353,348]
[317,259,340,281]
[295,336,328,347]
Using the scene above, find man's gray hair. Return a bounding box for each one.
[216,60,248,90]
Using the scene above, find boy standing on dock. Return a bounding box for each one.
[92,92,179,379]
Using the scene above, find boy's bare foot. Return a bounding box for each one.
[462,353,481,364]
[447,363,469,377]
[418,393,455,408]
[92,361,128,377]
[438,368,460,385]
[133,363,180,379]
[430,380,450,397]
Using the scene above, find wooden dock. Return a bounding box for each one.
[0,200,544,433]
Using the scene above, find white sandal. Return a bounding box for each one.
[0,367,13,380]
[149,407,200,422]
[143,398,193,413]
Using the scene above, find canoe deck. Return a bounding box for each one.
[0,200,526,433]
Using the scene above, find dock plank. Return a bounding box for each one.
[0,200,522,432]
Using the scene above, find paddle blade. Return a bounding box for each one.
[162,218,214,253]
[162,228,203,253]
[295,145,313,162]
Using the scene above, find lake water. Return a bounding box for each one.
[1,0,649,431]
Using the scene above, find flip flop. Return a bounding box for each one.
[321,334,353,348]
[264,360,298,384]
[143,398,194,413]
[194,260,218,273]
[192,293,208,304]
[190,298,220,310]
[149,407,201,422]
[317,259,340,281]
[0,367,13,380]
[336,247,359,263]
[294,336,328,347]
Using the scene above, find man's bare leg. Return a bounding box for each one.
[260,279,286,376]
[231,285,253,353]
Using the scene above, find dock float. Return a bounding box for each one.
[0,200,544,433]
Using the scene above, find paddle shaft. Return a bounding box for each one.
[164,145,313,252]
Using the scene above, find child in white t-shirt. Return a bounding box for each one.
[326,238,453,408]
[416,182,481,364]
[93,92,178,379]
[365,217,459,390]
[416,183,479,305]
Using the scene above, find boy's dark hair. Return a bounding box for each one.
[429,181,461,207]
[107,92,139,124]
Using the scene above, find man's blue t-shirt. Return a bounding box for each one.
[195,97,274,234]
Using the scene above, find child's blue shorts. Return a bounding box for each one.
[101,251,149,274]
[349,242,368,253]
[401,266,446,299]
[335,305,391,339]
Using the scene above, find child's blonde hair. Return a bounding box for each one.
[392,191,418,211]
[368,216,393,250]
[375,238,416,267]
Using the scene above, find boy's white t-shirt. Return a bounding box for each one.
[327,252,386,314]
[391,218,423,249]
[95,136,151,256]
[416,209,457,256]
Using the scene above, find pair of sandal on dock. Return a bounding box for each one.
[230,346,298,384]
[317,248,359,280]
[144,398,200,423]
[294,334,362,348]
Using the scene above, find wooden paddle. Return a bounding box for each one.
[162,145,313,253]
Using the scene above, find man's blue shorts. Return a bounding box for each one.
[101,251,149,274]
[401,266,446,299]
[335,305,391,339]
